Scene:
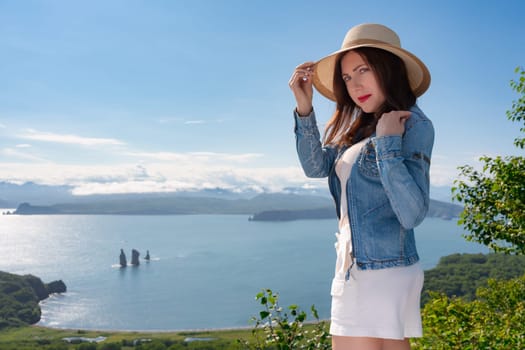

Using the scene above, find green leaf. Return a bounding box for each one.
[259,311,270,320]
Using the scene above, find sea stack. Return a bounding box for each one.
[119,249,127,267]
[145,250,150,261]
[47,280,67,294]
[131,249,140,266]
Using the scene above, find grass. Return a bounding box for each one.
[0,325,255,349]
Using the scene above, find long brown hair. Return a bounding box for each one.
[323,47,416,147]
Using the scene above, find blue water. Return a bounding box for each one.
[0,213,487,331]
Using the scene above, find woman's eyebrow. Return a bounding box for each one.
[342,64,366,77]
[352,64,366,73]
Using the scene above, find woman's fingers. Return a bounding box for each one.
[289,62,315,86]
[289,62,315,116]
[376,111,412,136]
[295,61,316,70]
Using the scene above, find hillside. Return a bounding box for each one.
[12,193,334,215]
[421,253,525,305]
[249,199,462,221]
[0,271,66,330]
[10,194,461,220]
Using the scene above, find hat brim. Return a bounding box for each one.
[312,43,430,101]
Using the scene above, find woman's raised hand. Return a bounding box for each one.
[289,62,315,116]
[376,110,411,137]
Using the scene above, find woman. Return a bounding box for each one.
[288,23,434,350]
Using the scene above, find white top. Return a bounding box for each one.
[335,138,369,244]
[331,138,368,289]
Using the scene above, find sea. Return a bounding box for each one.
[0,212,488,331]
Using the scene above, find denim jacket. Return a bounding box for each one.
[294,104,434,270]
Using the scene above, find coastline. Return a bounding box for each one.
[0,323,264,348]
[3,215,484,333]
[33,323,254,334]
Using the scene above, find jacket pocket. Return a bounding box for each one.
[357,140,379,178]
[361,201,403,260]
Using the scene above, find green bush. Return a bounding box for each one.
[16,306,40,324]
[422,253,525,304]
[452,67,525,254]
[136,340,167,350]
[238,289,330,350]
[98,343,122,350]
[413,274,525,349]
[45,344,68,350]
[1,282,21,294]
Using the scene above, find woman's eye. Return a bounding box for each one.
[342,75,351,82]
[359,67,369,74]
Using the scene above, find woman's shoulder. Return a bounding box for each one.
[405,104,434,137]
[409,104,431,122]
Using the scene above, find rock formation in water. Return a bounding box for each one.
[119,249,127,267]
[131,249,140,266]
[145,250,150,261]
[46,280,67,294]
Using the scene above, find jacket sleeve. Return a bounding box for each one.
[371,114,434,229]
[294,109,337,178]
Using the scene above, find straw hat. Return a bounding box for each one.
[312,23,430,101]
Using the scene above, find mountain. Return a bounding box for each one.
[249,199,463,222]
[429,185,455,203]
[0,182,307,206]
[2,181,459,218]
[0,181,454,206]
[13,193,334,215]
[427,199,463,219]
[0,198,10,208]
[0,181,75,206]
[11,192,461,222]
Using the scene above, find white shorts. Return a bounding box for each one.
[329,261,424,339]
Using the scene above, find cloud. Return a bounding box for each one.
[0,123,6,128]
[67,165,316,195]
[0,150,469,196]
[0,148,48,162]
[124,151,263,163]
[157,117,183,124]
[15,144,32,148]
[190,151,264,162]
[71,180,195,195]
[0,160,320,196]
[1,148,479,196]
[18,129,125,146]
[157,117,224,125]
[430,153,487,187]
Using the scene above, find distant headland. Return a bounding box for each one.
[249,199,462,221]
[7,194,462,222]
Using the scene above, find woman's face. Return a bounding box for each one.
[340,50,385,113]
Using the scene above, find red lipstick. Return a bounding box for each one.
[358,94,371,103]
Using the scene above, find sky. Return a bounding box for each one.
[1,0,524,199]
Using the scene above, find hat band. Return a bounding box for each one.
[341,38,399,50]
